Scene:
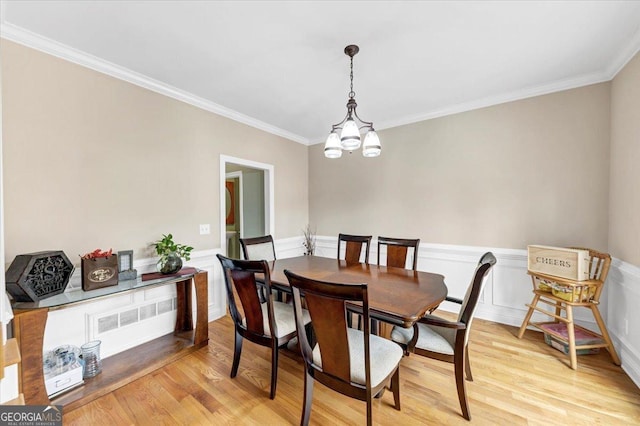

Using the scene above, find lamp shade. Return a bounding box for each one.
[340,119,361,151]
[362,130,381,157]
[324,132,342,158]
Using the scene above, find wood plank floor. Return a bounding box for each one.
[64,314,640,425]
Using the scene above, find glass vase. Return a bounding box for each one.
[81,340,102,378]
[157,252,183,274]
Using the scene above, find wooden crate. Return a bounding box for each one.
[527,245,590,281]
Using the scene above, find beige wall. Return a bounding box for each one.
[610,52,640,266]
[309,83,611,251]
[1,40,308,265]
[2,38,634,267]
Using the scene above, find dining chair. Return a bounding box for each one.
[370,236,421,332]
[240,234,287,302]
[216,254,311,399]
[337,233,372,264]
[377,236,420,270]
[284,269,403,426]
[390,252,496,421]
[240,234,276,261]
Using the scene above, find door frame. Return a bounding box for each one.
[219,155,274,258]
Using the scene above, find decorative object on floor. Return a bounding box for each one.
[117,250,137,281]
[153,233,193,274]
[518,246,620,370]
[302,224,316,256]
[541,322,601,355]
[5,251,74,302]
[43,345,84,396]
[324,44,381,159]
[80,340,102,378]
[81,249,118,291]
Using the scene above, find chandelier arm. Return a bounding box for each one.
[330,112,351,131]
[351,108,374,130]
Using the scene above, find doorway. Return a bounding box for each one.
[220,155,274,259]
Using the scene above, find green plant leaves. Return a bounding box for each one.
[154,234,193,261]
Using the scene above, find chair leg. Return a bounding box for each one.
[518,294,540,338]
[590,305,621,366]
[231,330,243,378]
[366,394,373,426]
[270,345,279,399]
[391,368,401,410]
[301,370,314,426]
[566,306,577,370]
[454,348,471,420]
[464,345,473,382]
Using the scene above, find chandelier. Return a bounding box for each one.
[324,45,381,158]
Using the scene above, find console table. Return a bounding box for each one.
[11,269,209,410]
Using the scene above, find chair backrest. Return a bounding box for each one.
[285,269,371,388]
[217,254,277,338]
[240,235,276,261]
[569,247,611,301]
[458,252,496,343]
[337,233,372,264]
[377,237,420,270]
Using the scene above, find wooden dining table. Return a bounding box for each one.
[268,255,448,328]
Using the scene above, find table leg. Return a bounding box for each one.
[175,279,194,334]
[13,309,50,404]
[193,271,209,346]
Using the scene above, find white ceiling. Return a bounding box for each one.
[2,1,640,145]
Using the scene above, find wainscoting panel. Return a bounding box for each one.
[309,235,639,387]
[37,237,639,388]
[605,259,640,387]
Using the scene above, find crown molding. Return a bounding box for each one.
[311,36,640,145]
[308,69,611,145]
[605,24,640,79]
[372,70,612,137]
[3,12,639,149]
[0,22,310,146]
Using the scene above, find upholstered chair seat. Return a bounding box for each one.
[242,301,311,338]
[313,328,403,387]
[391,317,455,355]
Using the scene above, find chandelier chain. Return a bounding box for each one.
[349,55,355,99]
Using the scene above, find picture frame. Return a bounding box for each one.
[117,250,137,281]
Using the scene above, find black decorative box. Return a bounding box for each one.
[81,255,118,291]
[6,251,75,302]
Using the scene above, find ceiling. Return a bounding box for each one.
[2,1,640,145]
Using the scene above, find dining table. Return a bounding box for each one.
[267,255,448,329]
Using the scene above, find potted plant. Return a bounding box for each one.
[302,224,316,256]
[153,234,193,274]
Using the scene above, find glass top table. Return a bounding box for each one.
[11,269,198,310]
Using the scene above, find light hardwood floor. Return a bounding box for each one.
[64,314,640,425]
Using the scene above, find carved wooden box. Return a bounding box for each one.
[5,251,75,302]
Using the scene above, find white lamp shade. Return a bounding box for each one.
[324,132,342,158]
[362,130,381,157]
[340,119,361,151]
